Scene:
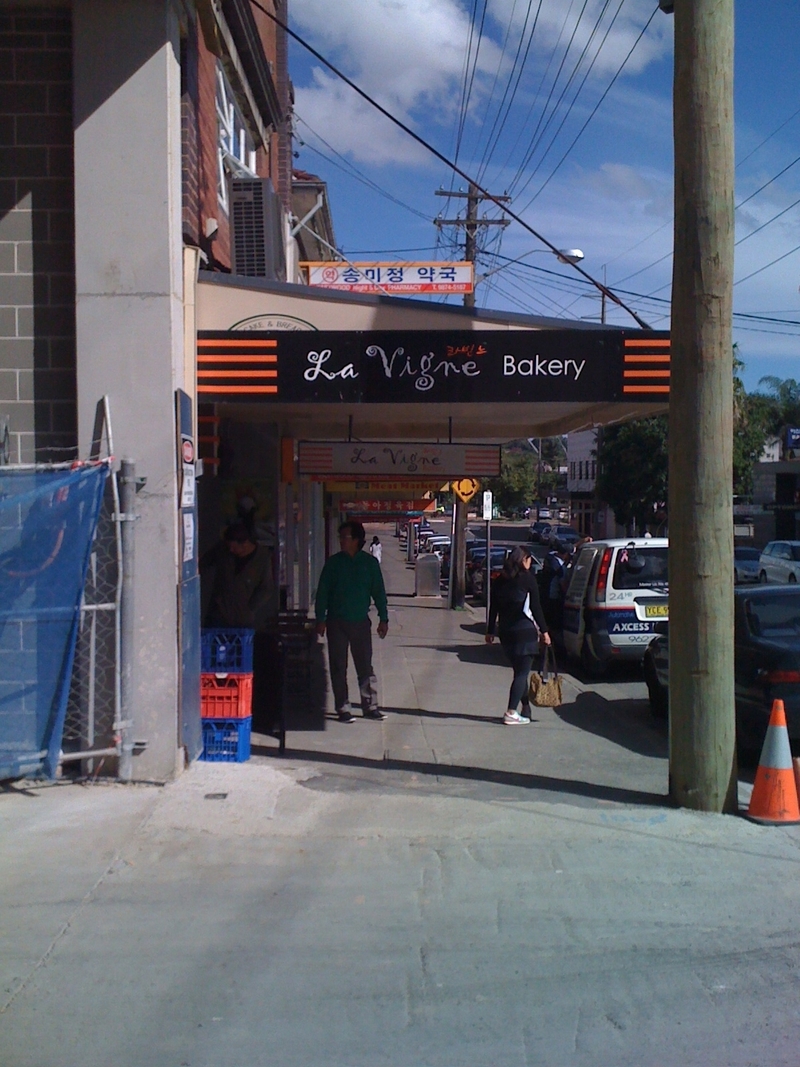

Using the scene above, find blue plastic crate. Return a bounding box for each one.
[201,628,255,673]
[200,717,251,762]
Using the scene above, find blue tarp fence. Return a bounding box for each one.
[0,465,108,779]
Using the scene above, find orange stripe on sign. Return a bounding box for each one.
[198,355,277,363]
[197,370,278,379]
[624,339,670,348]
[623,370,670,379]
[624,355,670,363]
[197,339,277,348]
[197,385,278,394]
[623,385,670,394]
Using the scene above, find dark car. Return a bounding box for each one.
[529,521,552,543]
[642,585,800,759]
[546,524,581,547]
[472,546,542,601]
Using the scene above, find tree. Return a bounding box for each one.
[732,352,771,497]
[484,449,536,515]
[757,375,800,437]
[596,416,668,533]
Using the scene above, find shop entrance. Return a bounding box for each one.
[193,275,669,751]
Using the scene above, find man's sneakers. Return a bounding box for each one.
[337,706,387,722]
[503,710,531,725]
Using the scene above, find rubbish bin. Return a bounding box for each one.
[415,553,441,597]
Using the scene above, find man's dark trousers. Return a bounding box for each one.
[326,617,378,713]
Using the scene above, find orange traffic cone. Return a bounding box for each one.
[746,699,800,825]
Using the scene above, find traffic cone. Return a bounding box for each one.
[746,700,800,825]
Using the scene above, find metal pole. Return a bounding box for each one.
[668,0,736,812]
[485,517,492,628]
[118,458,136,782]
[451,496,467,608]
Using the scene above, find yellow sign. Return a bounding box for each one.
[452,478,481,503]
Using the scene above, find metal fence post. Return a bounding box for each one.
[119,458,136,781]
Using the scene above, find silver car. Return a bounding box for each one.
[758,541,800,584]
[734,546,761,583]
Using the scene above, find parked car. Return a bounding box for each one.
[758,541,800,584]
[734,546,761,584]
[562,538,669,675]
[472,545,542,601]
[642,585,800,759]
[529,521,552,543]
[546,524,581,547]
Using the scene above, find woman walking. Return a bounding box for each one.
[486,546,551,725]
[368,535,382,564]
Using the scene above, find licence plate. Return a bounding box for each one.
[645,604,669,618]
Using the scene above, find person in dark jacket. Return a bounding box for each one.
[200,522,275,630]
[486,545,551,725]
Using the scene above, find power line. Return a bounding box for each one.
[508,0,617,197]
[514,5,657,208]
[295,114,430,221]
[250,0,652,329]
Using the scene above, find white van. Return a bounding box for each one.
[562,538,669,675]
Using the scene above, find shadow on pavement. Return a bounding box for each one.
[398,641,505,665]
[554,691,667,758]
[251,742,670,807]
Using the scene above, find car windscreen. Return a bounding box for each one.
[745,594,800,639]
[611,546,669,590]
[792,545,800,561]
[735,547,760,560]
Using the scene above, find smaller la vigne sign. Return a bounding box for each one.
[298,441,501,478]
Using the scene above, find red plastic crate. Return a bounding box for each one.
[200,673,253,720]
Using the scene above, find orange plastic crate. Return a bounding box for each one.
[200,673,253,720]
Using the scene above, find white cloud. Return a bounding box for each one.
[291,0,502,165]
[487,0,673,77]
[291,0,670,167]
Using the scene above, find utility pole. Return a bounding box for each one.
[666,0,737,812]
[436,184,509,607]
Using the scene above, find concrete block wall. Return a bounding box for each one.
[0,6,76,463]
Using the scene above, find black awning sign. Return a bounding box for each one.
[197,330,670,404]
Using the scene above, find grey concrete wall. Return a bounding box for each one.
[0,6,76,463]
[74,0,186,780]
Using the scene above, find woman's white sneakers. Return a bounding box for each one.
[503,710,531,725]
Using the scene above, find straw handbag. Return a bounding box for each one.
[529,646,563,707]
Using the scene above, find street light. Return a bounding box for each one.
[475,246,584,283]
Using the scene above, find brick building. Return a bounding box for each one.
[0,0,299,779]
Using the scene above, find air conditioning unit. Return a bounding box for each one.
[230,177,286,281]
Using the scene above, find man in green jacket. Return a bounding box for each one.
[315,521,389,723]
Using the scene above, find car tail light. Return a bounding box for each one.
[762,670,800,684]
[595,547,614,603]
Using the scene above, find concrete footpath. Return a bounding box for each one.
[2,529,800,1066]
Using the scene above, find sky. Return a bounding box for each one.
[289,0,800,393]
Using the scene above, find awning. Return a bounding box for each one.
[196,273,668,441]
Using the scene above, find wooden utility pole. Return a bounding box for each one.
[667,0,737,812]
[435,184,509,607]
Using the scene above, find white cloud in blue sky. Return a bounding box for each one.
[290,0,800,388]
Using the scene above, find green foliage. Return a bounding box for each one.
[756,375,800,437]
[596,416,668,533]
[484,449,536,514]
[733,357,772,496]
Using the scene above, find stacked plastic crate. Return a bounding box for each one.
[199,629,254,761]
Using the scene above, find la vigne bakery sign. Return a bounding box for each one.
[197,330,670,403]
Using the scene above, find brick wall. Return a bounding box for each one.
[0,6,76,464]
[181,21,200,246]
